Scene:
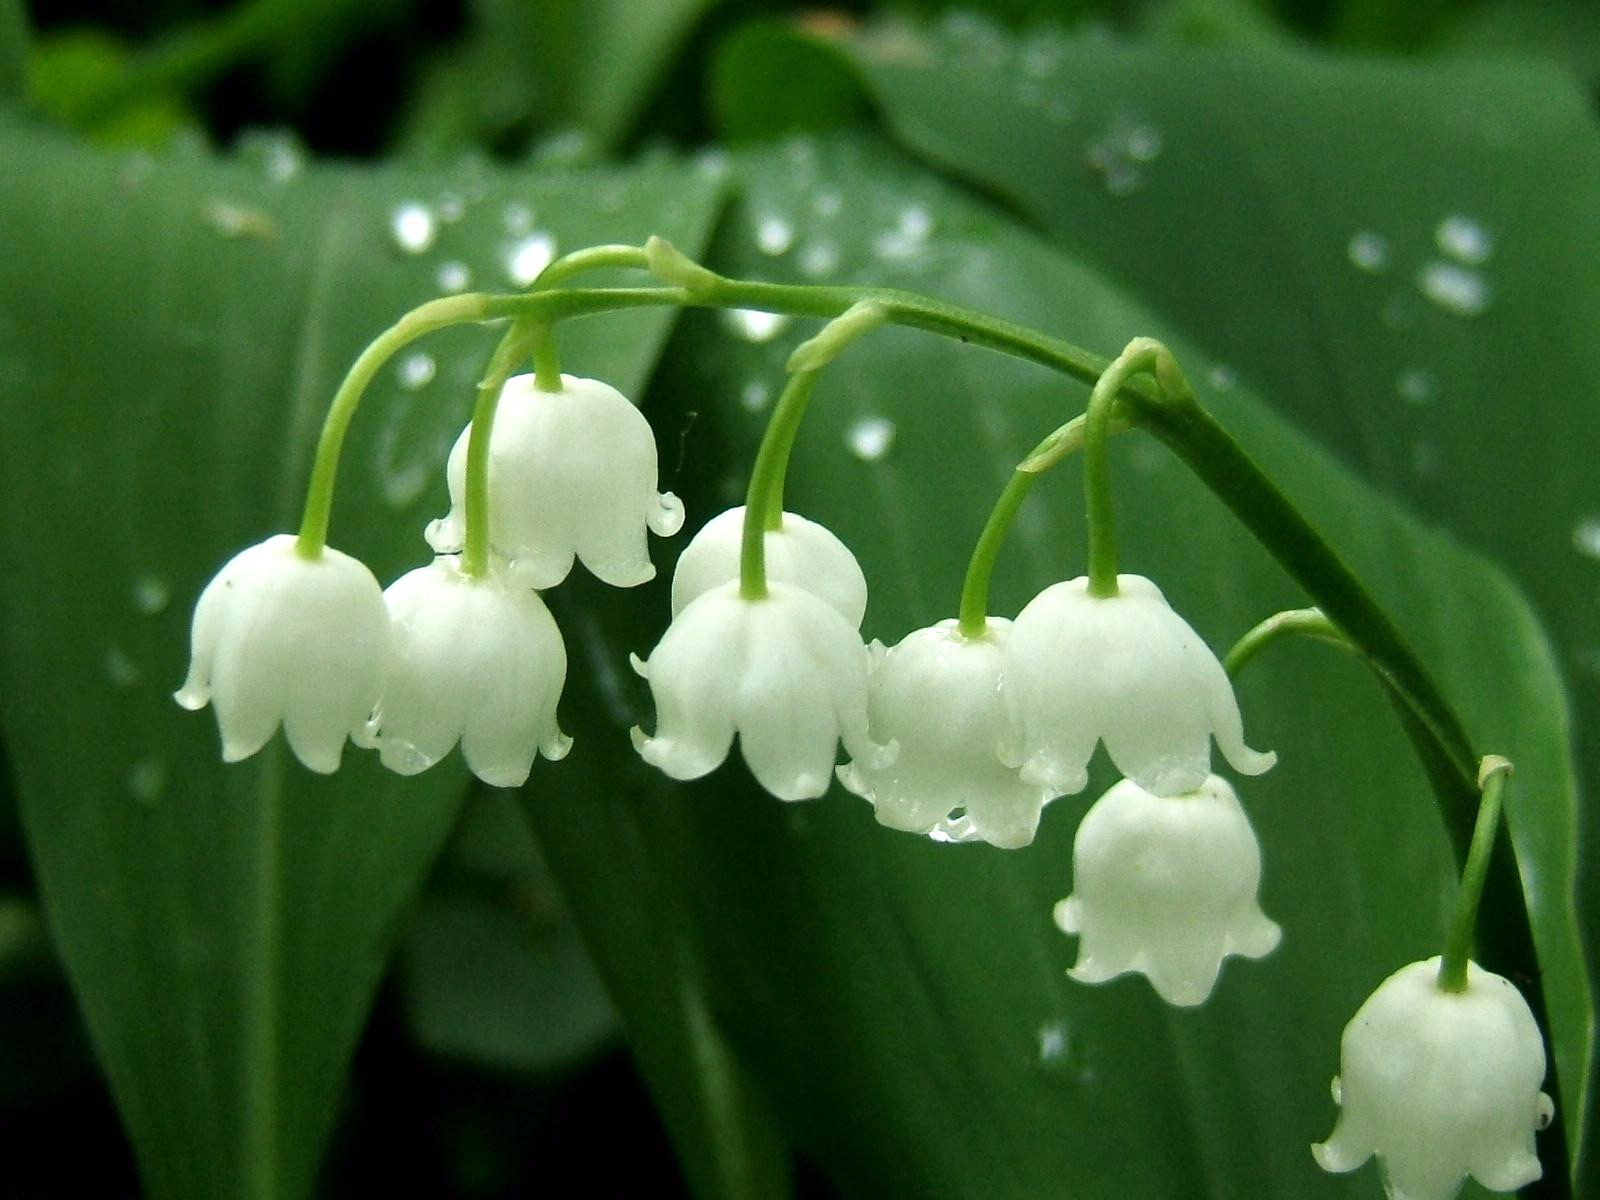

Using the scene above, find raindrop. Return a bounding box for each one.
[203,201,277,240]
[391,202,437,254]
[126,758,166,806]
[1207,364,1237,392]
[1435,214,1492,266]
[846,415,896,461]
[740,381,771,412]
[436,260,471,292]
[755,215,794,256]
[436,193,464,223]
[133,575,171,616]
[1537,1094,1555,1130]
[1416,261,1491,317]
[1124,123,1163,163]
[504,232,558,286]
[1572,516,1600,559]
[798,239,840,279]
[1037,1021,1070,1064]
[399,352,436,390]
[1019,33,1064,79]
[502,201,534,234]
[105,645,141,689]
[1396,367,1435,405]
[237,130,303,184]
[813,188,843,218]
[694,148,731,179]
[723,308,789,343]
[1347,230,1389,273]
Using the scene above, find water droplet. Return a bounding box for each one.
[1019,33,1064,79]
[1347,230,1390,273]
[798,239,840,279]
[502,201,533,234]
[237,130,304,184]
[1537,1093,1555,1130]
[1207,364,1237,392]
[694,148,731,179]
[1085,114,1161,196]
[391,202,437,254]
[504,232,558,286]
[1417,261,1491,317]
[846,415,896,461]
[755,215,794,256]
[1435,214,1492,265]
[813,188,843,218]
[436,260,471,292]
[1396,367,1435,405]
[740,381,771,412]
[1037,1020,1070,1064]
[436,192,464,223]
[1572,516,1600,559]
[1124,123,1163,163]
[126,757,166,806]
[105,645,141,689]
[133,575,170,616]
[398,352,436,390]
[723,308,789,343]
[203,201,277,240]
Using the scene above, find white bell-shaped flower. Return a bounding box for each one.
[630,580,893,801]
[361,556,570,787]
[1054,774,1280,1006]
[1313,957,1551,1200]
[838,618,1056,848]
[175,534,388,773]
[1003,573,1275,797]
[426,373,684,588]
[669,505,867,626]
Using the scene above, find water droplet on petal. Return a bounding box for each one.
[1347,230,1389,273]
[1537,1093,1555,1130]
[755,215,794,256]
[127,757,166,806]
[1436,214,1493,265]
[391,202,437,254]
[105,645,142,688]
[1572,516,1600,559]
[1417,260,1491,316]
[504,231,558,285]
[133,575,171,616]
[436,260,471,292]
[723,308,789,343]
[846,415,896,461]
[398,352,436,390]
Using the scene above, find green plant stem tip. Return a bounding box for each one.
[1438,756,1514,992]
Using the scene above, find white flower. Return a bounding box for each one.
[361,556,570,787]
[1053,774,1280,1006]
[1003,573,1274,797]
[1313,957,1552,1200]
[426,373,684,588]
[669,505,867,626]
[175,534,388,773]
[838,618,1056,848]
[630,580,892,801]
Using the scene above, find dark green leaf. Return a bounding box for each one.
[710,20,870,142]
[525,132,1590,1198]
[0,0,28,104]
[0,118,723,1200]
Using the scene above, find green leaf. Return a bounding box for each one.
[710,20,870,142]
[796,17,1600,1169]
[0,0,27,104]
[0,118,723,1200]
[524,132,1591,1198]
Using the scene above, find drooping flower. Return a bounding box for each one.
[1003,573,1274,797]
[838,618,1056,848]
[630,580,893,801]
[1313,957,1552,1200]
[669,505,868,626]
[426,373,684,588]
[360,556,570,787]
[175,534,388,773]
[1054,774,1280,1006]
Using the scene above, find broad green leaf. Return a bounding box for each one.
[745,17,1600,1171]
[522,133,1589,1198]
[0,0,27,103]
[0,117,722,1200]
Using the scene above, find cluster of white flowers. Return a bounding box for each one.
[179,359,1554,1200]
[179,372,679,787]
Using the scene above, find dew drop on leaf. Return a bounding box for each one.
[755,215,794,256]
[126,757,166,806]
[398,352,436,391]
[723,308,789,343]
[740,381,770,412]
[846,416,896,461]
[1416,260,1491,316]
[1347,230,1390,273]
[391,202,437,254]
[1435,214,1493,265]
[1396,367,1435,405]
[504,232,558,286]
[104,645,141,689]
[132,575,170,616]
[436,260,471,292]
[1571,516,1600,559]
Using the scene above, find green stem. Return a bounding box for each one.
[532,328,563,393]
[1223,607,1353,676]
[294,293,498,557]
[1438,757,1514,992]
[956,415,1087,637]
[741,372,819,600]
[461,322,542,578]
[534,244,651,290]
[1083,347,1157,596]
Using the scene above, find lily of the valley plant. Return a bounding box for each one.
[176,238,1561,1199]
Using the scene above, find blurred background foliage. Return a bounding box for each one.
[1,0,1597,1196]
